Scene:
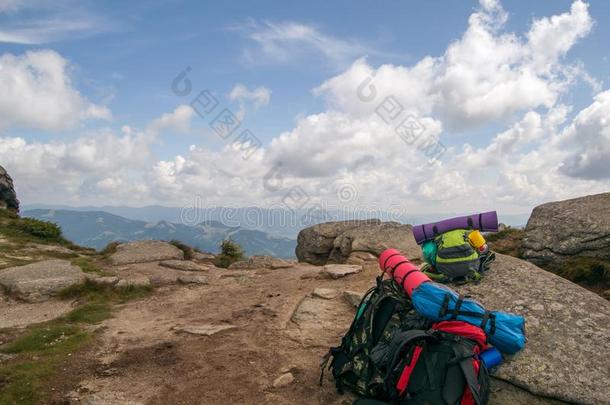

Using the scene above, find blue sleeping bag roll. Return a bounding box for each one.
[411,282,526,354]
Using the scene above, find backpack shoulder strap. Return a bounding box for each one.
[458,356,483,405]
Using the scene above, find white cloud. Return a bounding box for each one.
[147,104,194,137]
[315,0,593,131]
[0,50,111,131]
[229,84,271,109]
[233,20,373,68]
[4,1,608,215]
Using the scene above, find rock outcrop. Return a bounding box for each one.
[0,259,86,302]
[0,165,19,212]
[450,254,609,404]
[522,192,610,265]
[296,220,421,265]
[108,240,184,265]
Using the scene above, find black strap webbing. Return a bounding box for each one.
[478,213,483,229]
[421,224,428,241]
[400,269,420,290]
[439,294,451,318]
[459,358,483,405]
[389,260,410,277]
[451,296,464,320]
[382,252,401,270]
[467,217,473,228]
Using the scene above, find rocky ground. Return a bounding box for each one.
[2,236,609,404]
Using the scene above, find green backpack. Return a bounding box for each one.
[434,229,482,282]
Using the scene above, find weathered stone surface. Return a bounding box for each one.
[323,264,362,279]
[330,222,422,263]
[0,259,86,302]
[286,295,354,347]
[343,290,363,307]
[176,324,236,336]
[177,274,208,284]
[108,240,184,265]
[296,220,381,265]
[159,260,207,272]
[0,165,19,212]
[522,192,610,265]
[228,255,295,270]
[116,277,151,288]
[272,372,295,388]
[453,254,610,404]
[345,251,378,265]
[296,220,421,265]
[312,288,339,300]
[191,251,216,264]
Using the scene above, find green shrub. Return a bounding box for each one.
[169,239,196,260]
[100,241,120,256]
[214,239,244,268]
[11,218,62,241]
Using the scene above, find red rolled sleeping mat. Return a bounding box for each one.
[378,249,431,296]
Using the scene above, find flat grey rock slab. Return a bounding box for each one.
[343,290,363,307]
[177,274,208,284]
[323,264,362,279]
[175,324,236,336]
[116,277,151,288]
[0,259,86,302]
[109,240,184,265]
[159,260,207,272]
[312,288,340,300]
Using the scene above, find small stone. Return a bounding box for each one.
[0,353,16,363]
[343,291,363,307]
[177,274,208,284]
[175,324,236,336]
[272,372,294,388]
[116,277,151,288]
[93,276,119,286]
[603,290,610,299]
[312,288,339,300]
[323,264,362,279]
[531,304,545,311]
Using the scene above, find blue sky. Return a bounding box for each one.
[0,0,609,215]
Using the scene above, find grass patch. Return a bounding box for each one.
[486,227,525,258]
[71,257,102,274]
[0,318,91,404]
[214,239,245,268]
[58,278,152,303]
[547,257,610,285]
[0,277,152,403]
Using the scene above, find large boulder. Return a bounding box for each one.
[0,165,19,212]
[522,192,610,265]
[452,254,610,404]
[108,240,184,265]
[296,219,380,265]
[0,259,86,302]
[296,220,421,265]
[329,222,421,263]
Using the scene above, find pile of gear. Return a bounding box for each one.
[321,211,526,405]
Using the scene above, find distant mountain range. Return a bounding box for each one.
[22,204,531,239]
[23,209,298,259]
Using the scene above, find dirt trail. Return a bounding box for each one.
[67,263,377,405]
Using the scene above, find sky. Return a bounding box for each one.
[0,0,609,219]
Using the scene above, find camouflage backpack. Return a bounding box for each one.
[320,277,431,399]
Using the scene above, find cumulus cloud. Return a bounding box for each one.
[0,50,111,131]
[147,104,195,137]
[316,0,593,131]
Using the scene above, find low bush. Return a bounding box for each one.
[169,239,197,260]
[214,239,245,268]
